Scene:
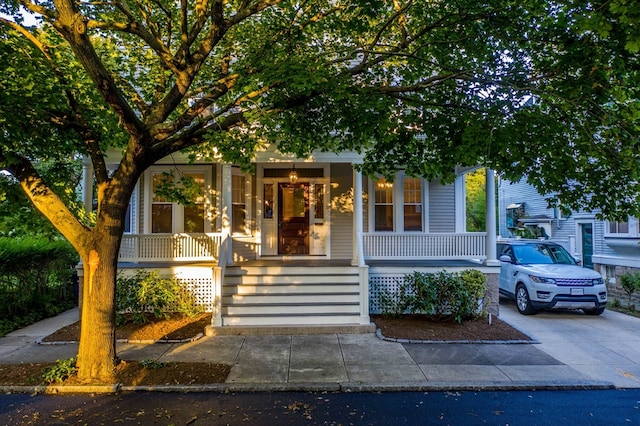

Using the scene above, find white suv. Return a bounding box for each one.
[498,240,607,315]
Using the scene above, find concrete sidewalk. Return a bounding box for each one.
[0,306,628,392]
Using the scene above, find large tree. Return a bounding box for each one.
[1,0,638,382]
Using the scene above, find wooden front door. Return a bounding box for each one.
[278,182,309,255]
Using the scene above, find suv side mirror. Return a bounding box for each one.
[499,254,513,263]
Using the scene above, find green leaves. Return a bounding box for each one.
[3,0,640,224]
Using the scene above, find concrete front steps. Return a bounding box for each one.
[206,263,374,335]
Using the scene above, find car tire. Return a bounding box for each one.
[584,306,605,315]
[515,284,537,315]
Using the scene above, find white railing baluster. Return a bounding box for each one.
[118,233,224,262]
[362,232,487,260]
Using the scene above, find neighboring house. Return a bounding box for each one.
[498,178,640,309]
[78,149,501,332]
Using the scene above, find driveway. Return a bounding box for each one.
[499,297,640,388]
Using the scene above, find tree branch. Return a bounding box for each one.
[51,0,147,142]
[0,152,92,252]
[2,15,110,184]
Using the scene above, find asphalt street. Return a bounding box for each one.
[1,389,639,425]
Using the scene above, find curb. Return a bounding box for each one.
[0,384,120,394]
[36,333,204,346]
[0,380,616,395]
[375,328,540,344]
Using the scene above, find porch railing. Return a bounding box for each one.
[119,233,224,262]
[362,232,486,260]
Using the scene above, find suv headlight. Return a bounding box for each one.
[529,275,557,284]
[592,278,604,285]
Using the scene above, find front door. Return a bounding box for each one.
[581,223,594,269]
[278,183,310,255]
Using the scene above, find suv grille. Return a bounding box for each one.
[555,278,593,286]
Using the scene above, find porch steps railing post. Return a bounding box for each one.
[356,232,370,325]
[211,235,229,327]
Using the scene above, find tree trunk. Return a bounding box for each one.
[76,230,121,383]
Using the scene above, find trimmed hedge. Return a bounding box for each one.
[377,269,488,323]
[0,237,78,336]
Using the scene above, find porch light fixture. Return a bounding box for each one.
[289,165,298,183]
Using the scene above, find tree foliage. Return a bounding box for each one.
[466,169,486,232]
[1,0,639,382]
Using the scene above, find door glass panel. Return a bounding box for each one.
[315,184,324,219]
[278,183,309,254]
[283,186,306,217]
[264,184,274,219]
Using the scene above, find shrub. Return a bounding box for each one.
[116,269,203,324]
[618,272,640,310]
[42,357,77,384]
[399,269,488,323]
[140,359,168,369]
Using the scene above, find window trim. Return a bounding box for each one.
[368,173,427,233]
[143,165,213,234]
[231,166,252,236]
[605,218,631,236]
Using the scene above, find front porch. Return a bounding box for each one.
[109,231,500,332]
[118,232,489,264]
[91,158,502,331]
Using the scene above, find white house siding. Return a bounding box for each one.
[330,163,354,260]
[428,182,456,232]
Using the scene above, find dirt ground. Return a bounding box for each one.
[0,312,530,387]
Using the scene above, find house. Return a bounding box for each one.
[78,149,501,333]
[498,178,640,310]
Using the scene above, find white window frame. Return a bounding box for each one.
[604,217,635,237]
[231,166,252,236]
[368,172,428,233]
[143,166,213,234]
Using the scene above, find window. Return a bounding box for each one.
[147,167,210,234]
[608,220,629,234]
[151,173,173,233]
[370,174,427,232]
[182,173,205,233]
[374,178,393,231]
[403,177,422,231]
[232,173,246,234]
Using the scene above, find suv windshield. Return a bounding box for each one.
[511,244,576,265]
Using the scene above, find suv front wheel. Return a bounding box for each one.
[516,284,538,315]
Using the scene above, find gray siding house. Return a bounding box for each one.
[498,178,640,309]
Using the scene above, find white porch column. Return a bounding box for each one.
[221,163,233,265]
[352,166,370,325]
[484,168,499,266]
[352,167,363,266]
[455,174,466,232]
[81,158,93,214]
